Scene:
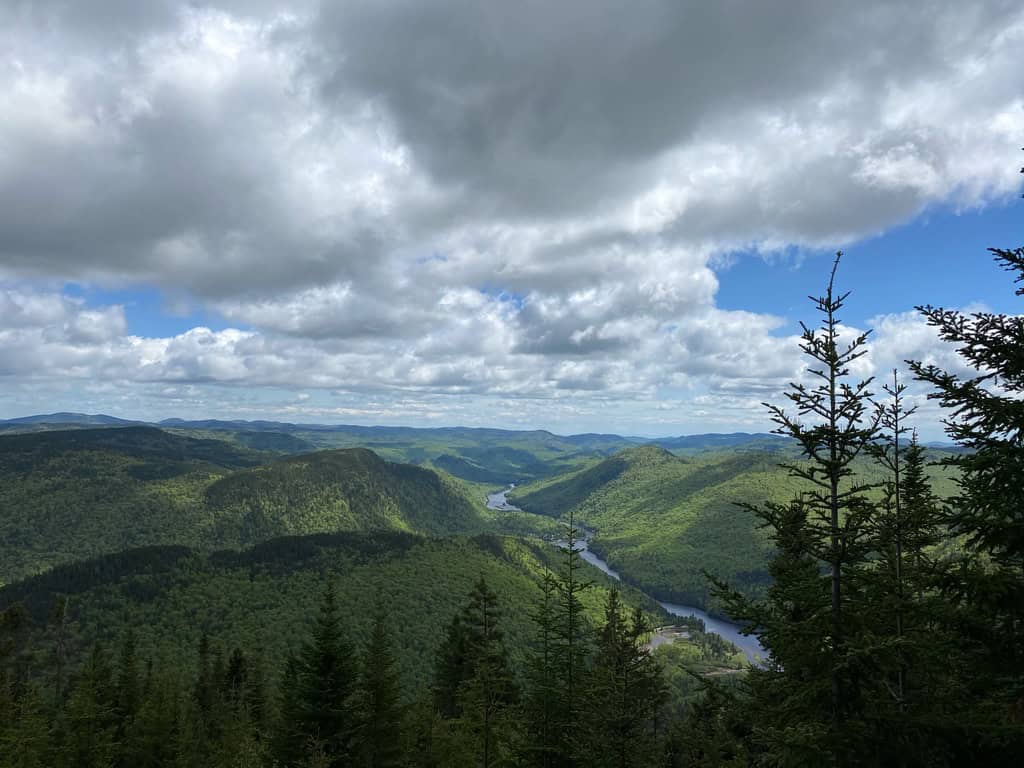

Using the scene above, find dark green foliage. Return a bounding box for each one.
[1,683,50,768]
[354,612,404,768]
[510,434,958,619]
[0,434,488,584]
[523,571,559,767]
[287,583,358,766]
[61,644,118,768]
[204,448,487,542]
[663,682,752,768]
[909,244,1024,754]
[434,578,519,767]
[0,554,739,768]
[713,255,895,764]
[579,591,667,768]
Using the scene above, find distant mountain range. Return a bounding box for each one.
[0,412,146,426]
[0,411,797,450]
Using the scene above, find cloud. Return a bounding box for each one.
[0,1,1021,432]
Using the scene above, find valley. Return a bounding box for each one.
[486,484,767,661]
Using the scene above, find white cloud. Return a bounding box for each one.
[0,1,1020,434]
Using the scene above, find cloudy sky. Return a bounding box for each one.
[1,0,1021,437]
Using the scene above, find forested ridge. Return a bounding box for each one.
[0,437,492,585]
[510,443,958,615]
[2,246,1024,765]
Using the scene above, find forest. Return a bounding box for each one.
[1,245,1024,766]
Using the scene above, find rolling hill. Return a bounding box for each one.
[0,531,685,694]
[0,427,490,585]
[509,444,961,615]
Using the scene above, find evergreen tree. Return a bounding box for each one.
[122,669,181,768]
[273,652,306,766]
[295,582,358,766]
[580,591,666,768]
[1,683,50,768]
[898,434,943,599]
[434,577,518,768]
[113,629,141,767]
[176,633,222,768]
[861,373,957,764]
[522,570,559,767]
[909,243,1024,755]
[551,511,592,766]
[714,254,884,765]
[354,611,403,768]
[663,681,752,768]
[48,596,70,712]
[1,604,32,705]
[61,644,118,768]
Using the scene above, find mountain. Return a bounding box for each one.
[649,432,793,454]
[0,412,144,426]
[0,428,489,585]
[0,412,802,482]
[0,531,674,693]
[509,444,962,615]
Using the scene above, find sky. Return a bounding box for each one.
[0,0,1022,439]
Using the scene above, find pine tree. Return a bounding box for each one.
[273,652,306,766]
[580,591,666,768]
[1,604,32,706]
[354,611,403,768]
[909,243,1024,755]
[122,669,180,768]
[713,253,884,765]
[552,511,592,766]
[62,644,118,768]
[434,577,518,768]
[1,683,51,768]
[869,370,916,710]
[663,681,752,768]
[861,373,957,764]
[48,596,70,712]
[295,582,358,766]
[899,435,942,596]
[523,570,560,767]
[113,628,141,767]
[175,633,224,768]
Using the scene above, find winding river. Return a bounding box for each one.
[486,486,767,663]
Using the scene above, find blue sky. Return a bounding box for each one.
[0,1,1021,438]
[717,200,1023,328]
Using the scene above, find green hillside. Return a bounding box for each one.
[0,429,490,585]
[0,531,688,695]
[510,444,961,614]
[165,423,634,483]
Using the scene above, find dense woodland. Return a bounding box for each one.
[2,245,1024,765]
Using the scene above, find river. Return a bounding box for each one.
[486,486,767,663]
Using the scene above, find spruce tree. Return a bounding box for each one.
[295,582,358,766]
[862,373,957,764]
[523,570,559,767]
[48,596,70,712]
[909,243,1024,755]
[62,644,118,768]
[122,669,180,768]
[552,510,591,766]
[714,253,884,764]
[1,683,50,768]
[113,628,141,768]
[273,652,306,766]
[580,591,666,768]
[354,611,403,768]
[434,577,518,768]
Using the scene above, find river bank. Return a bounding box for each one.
[485,486,767,663]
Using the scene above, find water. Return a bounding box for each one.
[486,485,767,663]
[485,486,521,511]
